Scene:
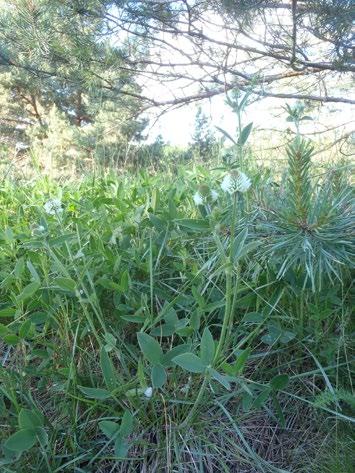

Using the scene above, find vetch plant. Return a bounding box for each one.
[99,410,134,458]
[0,149,352,472]
[173,327,233,427]
[137,331,191,389]
[3,409,47,459]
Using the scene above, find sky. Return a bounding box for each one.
[133,7,354,147]
[143,91,354,147]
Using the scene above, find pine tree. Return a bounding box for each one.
[0,0,146,154]
[191,107,216,161]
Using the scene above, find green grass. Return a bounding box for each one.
[0,154,353,472]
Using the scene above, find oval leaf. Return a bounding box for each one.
[19,409,43,430]
[4,429,37,452]
[52,277,76,292]
[100,347,119,391]
[173,353,206,373]
[200,327,215,365]
[151,364,167,389]
[137,332,163,365]
[99,420,120,439]
[237,122,253,146]
[78,386,111,400]
[270,374,289,391]
[17,281,41,303]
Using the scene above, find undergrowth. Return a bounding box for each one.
[0,108,354,472]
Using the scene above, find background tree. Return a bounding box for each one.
[0,0,147,162]
[1,1,353,109]
[0,0,353,162]
[191,107,216,161]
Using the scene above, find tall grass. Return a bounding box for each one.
[0,132,353,471]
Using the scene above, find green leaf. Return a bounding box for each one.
[151,364,167,389]
[17,281,41,303]
[168,196,177,220]
[231,228,248,262]
[237,122,253,146]
[48,234,76,247]
[150,323,176,337]
[241,392,253,412]
[52,277,76,292]
[190,309,201,331]
[15,258,25,278]
[253,387,271,408]
[120,270,130,292]
[151,188,159,212]
[161,343,191,367]
[238,240,261,259]
[3,227,14,241]
[242,312,263,324]
[4,429,37,452]
[261,325,281,345]
[35,427,48,447]
[233,348,251,374]
[119,410,134,437]
[114,435,129,458]
[4,334,20,345]
[270,374,289,391]
[0,323,9,337]
[97,278,120,290]
[26,261,41,283]
[29,311,49,325]
[173,353,206,373]
[137,332,163,365]
[18,409,43,430]
[200,328,215,365]
[271,393,286,428]
[104,333,116,352]
[176,219,210,232]
[164,308,178,326]
[19,320,34,339]
[100,347,118,391]
[99,420,120,439]
[120,315,145,323]
[280,330,296,344]
[0,307,16,318]
[216,126,237,145]
[209,368,231,390]
[78,386,111,400]
[100,413,134,458]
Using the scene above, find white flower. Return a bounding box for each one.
[193,192,204,206]
[44,198,63,215]
[221,174,233,193]
[221,171,251,194]
[109,228,122,246]
[211,189,219,202]
[32,225,45,235]
[15,142,29,152]
[144,386,153,398]
[75,289,84,298]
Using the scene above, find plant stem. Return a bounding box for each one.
[227,263,240,340]
[214,267,233,363]
[214,192,238,362]
[179,375,208,429]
